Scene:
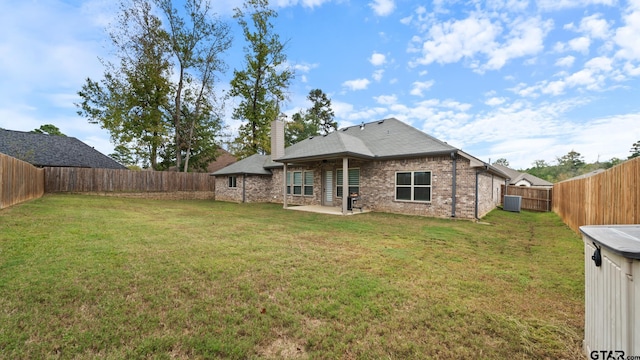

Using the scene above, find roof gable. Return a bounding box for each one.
[0,129,126,169]
[493,164,553,186]
[211,118,510,180]
[211,154,273,176]
[276,118,456,162]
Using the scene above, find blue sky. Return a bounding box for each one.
[1,0,640,169]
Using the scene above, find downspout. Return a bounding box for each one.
[242,173,246,203]
[451,151,457,217]
[475,170,478,219]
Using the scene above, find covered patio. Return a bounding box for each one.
[286,205,370,216]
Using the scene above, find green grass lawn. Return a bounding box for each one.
[0,194,584,359]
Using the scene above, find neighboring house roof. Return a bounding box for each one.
[563,168,606,181]
[168,148,238,173]
[207,149,237,173]
[0,129,126,169]
[493,164,553,187]
[277,118,456,162]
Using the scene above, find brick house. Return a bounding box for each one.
[212,118,509,219]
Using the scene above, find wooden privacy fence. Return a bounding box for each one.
[501,185,553,212]
[0,153,44,209]
[45,167,215,194]
[553,157,640,233]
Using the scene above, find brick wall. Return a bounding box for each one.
[475,172,504,218]
[360,155,480,218]
[214,174,274,203]
[213,155,505,219]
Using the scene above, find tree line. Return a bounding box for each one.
[76,0,336,171]
[494,142,640,183]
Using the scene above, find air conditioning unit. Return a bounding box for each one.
[503,195,522,212]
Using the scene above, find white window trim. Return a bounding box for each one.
[287,170,314,197]
[395,171,432,203]
[228,175,237,188]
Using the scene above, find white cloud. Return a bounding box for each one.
[410,13,551,72]
[585,56,613,72]
[411,14,501,66]
[568,36,591,54]
[47,93,81,109]
[541,80,567,95]
[624,62,640,76]
[369,52,386,66]
[294,62,319,73]
[537,0,616,11]
[369,0,395,16]
[410,80,435,96]
[342,78,371,91]
[578,14,611,40]
[374,94,398,105]
[272,0,332,8]
[485,97,507,106]
[482,17,553,71]
[614,5,640,60]
[555,55,576,67]
[372,69,384,82]
[484,0,530,12]
[331,101,355,120]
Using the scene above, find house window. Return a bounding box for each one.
[286,172,291,194]
[395,171,431,202]
[336,168,359,197]
[287,171,314,196]
[228,175,237,188]
[293,171,302,195]
[304,171,314,196]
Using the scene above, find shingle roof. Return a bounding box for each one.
[211,154,273,176]
[276,118,456,162]
[492,164,553,186]
[211,118,510,179]
[0,129,126,169]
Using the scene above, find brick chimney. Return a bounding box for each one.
[270,119,285,160]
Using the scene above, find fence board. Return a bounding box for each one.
[501,185,553,212]
[0,153,45,209]
[44,167,215,193]
[553,157,640,233]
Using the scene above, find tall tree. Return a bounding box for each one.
[32,124,65,136]
[285,111,314,147]
[493,158,509,167]
[155,0,232,171]
[307,89,336,135]
[77,0,231,171]
[284,89,336,146]
[557,150,585,171]
[532,159,549,168]
[110,144,138,167]
[77,0,171,170]
[229,0,293,159]
[629,140,640,159]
